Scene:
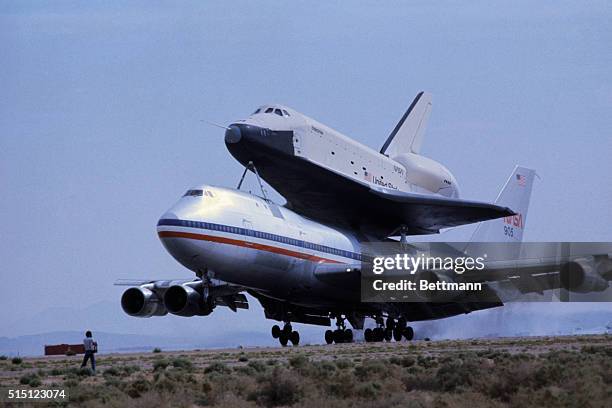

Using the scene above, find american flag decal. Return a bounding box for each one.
[516,174,526,186]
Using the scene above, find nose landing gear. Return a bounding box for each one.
[271,322,299,346]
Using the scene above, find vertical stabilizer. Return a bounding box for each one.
[380,91,433,157]
[464,166,536,257]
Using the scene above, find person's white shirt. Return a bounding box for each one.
[83,338,95,351]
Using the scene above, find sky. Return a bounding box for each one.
[1,1,611,339]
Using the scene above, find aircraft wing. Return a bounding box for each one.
[276,158,513,237]
[459,253,612,300]
[368,187,514,234]
[313,251,612,304]
[114,278,195,287]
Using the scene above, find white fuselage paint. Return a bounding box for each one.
[158,185,361,307]
[235,104,459,197]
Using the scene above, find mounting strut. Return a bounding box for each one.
[236,161,269,201]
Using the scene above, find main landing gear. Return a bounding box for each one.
[364,316,414,343]
[324,315,354,344]
[271,322,300,346]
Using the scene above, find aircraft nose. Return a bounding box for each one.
[224,125,242,144]
[159,211,178,221]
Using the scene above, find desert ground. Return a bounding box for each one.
[0,335,610,407]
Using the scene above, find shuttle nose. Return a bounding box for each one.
[224,125,242,144]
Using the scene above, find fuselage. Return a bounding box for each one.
[230,104,459,198]
[224,104,461,237]
[157,185,363,307]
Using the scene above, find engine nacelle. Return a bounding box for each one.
[121,287,167,317]
[596,257,612,280]
[560,258,609,293]
[392,152,459,198]
[163,284,215,317]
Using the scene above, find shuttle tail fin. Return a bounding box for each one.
[380,91,433,157]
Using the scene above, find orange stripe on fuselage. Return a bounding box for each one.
[157,230,342,264]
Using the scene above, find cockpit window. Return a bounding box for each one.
[274,109,283,116]
[282,109,290,116]
[253,108,261,114]
[183,189,203,197]
[265,107,273,113]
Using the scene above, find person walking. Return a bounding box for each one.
[80,330,97,374]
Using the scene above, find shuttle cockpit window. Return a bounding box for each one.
[265,107,274,113]
[252,108,261,114]
[282,109,290,116]
[183,189,203,197]
[274,109,283,116]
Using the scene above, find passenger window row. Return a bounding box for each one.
[158,218,362,261]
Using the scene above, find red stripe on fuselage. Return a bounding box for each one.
[158,230,342,264]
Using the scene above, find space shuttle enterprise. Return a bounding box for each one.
[224,92,511,237]
[118,92,612,346]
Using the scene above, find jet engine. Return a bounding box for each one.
[560,258,609,293]
[121,287,167,317]
[163,284,215,317]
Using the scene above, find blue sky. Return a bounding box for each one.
[1,1,611,337]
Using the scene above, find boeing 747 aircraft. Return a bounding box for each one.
[118,92,612,345]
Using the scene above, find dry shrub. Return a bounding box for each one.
[354,359,389,381]
[124,377,151,398]
[326,371,356,399]
[253,366,303,406]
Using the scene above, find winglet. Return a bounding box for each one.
[380,91,433,157]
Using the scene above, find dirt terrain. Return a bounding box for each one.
[1,335,610,407]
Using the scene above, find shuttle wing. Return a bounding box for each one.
[279,159,513,237]
[368,187,514,235]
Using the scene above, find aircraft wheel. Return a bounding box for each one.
[393,328,403,342]
[386,317,396,330]
[290,331,300,346]
[403,326,414,341]
[373,327,384,342]
[397,317,407,330]
[279,332,289,346]
[384,328,393,342]
[333,329,344,344]
[344,329,353,343]
[364,328,373,342]
[325,330,334,344]
[271,325,281,339]
[283,323,292,334]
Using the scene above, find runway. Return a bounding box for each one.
[1,334,610,407]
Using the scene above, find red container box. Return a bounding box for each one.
[44,344,86,356]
